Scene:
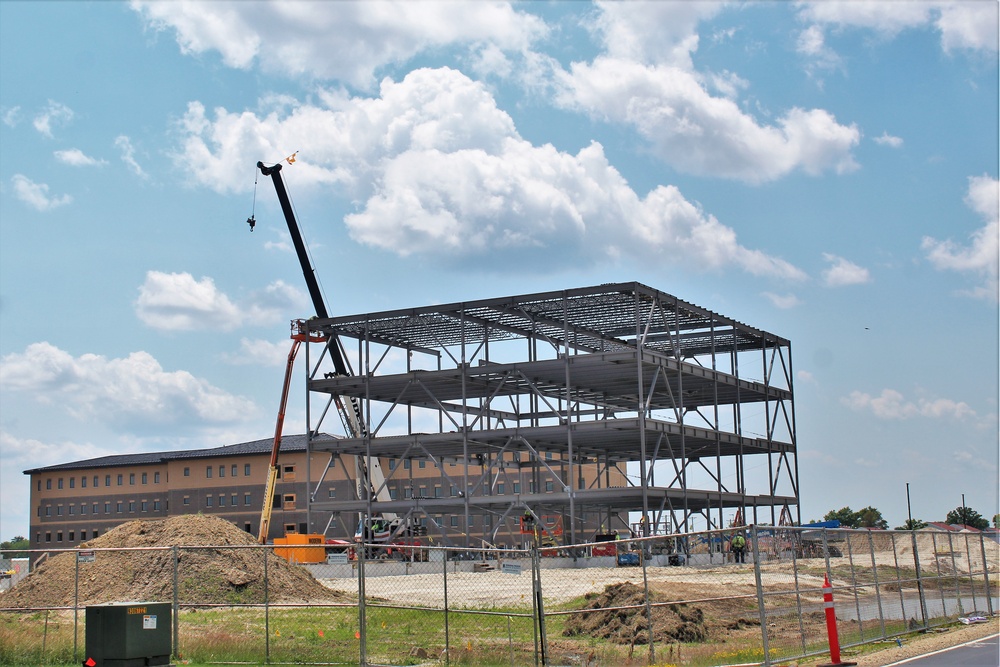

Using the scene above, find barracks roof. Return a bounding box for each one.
[22,434,322,474]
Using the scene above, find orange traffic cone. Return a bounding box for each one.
[818,574,857,666]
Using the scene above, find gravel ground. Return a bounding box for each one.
[321,563,771,607]
[323,564,999,666]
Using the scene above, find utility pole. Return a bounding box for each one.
[906,482,913,528]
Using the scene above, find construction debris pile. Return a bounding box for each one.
[562,581,711,645]
[0,515,346,608]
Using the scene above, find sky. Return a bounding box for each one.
[0,1,997,541]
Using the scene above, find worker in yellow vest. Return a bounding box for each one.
[731,532,747,563]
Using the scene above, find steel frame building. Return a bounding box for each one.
[300,282,799,548]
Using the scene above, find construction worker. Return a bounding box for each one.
[731,531,747,563]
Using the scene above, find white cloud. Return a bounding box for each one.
[222,338,291,366]
[135,271,306,331]
[936,2,1000,53]
[711,27,738,45]
[547,3,860,182]
[136,271,241,331]
[10,174,72,211]
[762,292,802,309]
[821,253,871,287]
[146,1,859,186]
[795,24,842,80]
[796,369,816,384]
[54,148,108,167]
[0,432,112,475]
[469,42,514,80]
[131,0,547,89]
[873,132,903,148]
[248,279,310,322]
[842,388,976,420]
[796,1,998,53]
[922,175,999,301]
[115,135,148,178]
[263,235,292,253]
[32,100,73,137]
[0,431,116,539]
[2,106,20,127]
[589,1,724,69]
[554,57,860,183]
[796,24,827,56]
[796,2,932,36]
[708,70,749,99]
[175,67,806,280]
[0,342,256,432]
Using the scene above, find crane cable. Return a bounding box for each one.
[247,165,259,231]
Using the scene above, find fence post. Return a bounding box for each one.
[844,531,865,643]
[790,528,807,656]
[358,542,367,667]
[172,546,179,659]
[929,533,948,621]
[530,549,540,667]
[979,534,994,617]
[640,541,655,664]
[751,525,771,667]
[867,531,886,640]
[889,533,908,629]
[264,545,270,663]
[443,546,450,666]
[964,534,978,615]
[947,532,964,616]
[532,544,548,666]
[822,529,832,584]
[74,548,80,663]
[910,530,929,629]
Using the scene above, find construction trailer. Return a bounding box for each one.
[297,282,799,549]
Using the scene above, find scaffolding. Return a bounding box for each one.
[300,282,799,548]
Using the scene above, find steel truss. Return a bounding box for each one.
[301,282,799,547]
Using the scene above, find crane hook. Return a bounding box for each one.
[247,215,256,232]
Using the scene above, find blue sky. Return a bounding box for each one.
[1,1,997,540]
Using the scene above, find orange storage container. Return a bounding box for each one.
[273,533,326,563]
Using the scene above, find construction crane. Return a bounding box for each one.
[253,160,397,545]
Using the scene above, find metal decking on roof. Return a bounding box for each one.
[315,282,786,356]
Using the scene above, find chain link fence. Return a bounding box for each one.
[1,528,996,665]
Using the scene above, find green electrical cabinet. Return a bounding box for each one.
[84,602,172,667]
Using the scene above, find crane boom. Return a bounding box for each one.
[257,164,328,321]
[255,160,396,545]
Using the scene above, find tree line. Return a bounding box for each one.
[816,505,996,531]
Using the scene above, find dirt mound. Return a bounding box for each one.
[562,582,709,645]
[0,515,346,608]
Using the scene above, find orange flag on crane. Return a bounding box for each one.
[285,151,298,164]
